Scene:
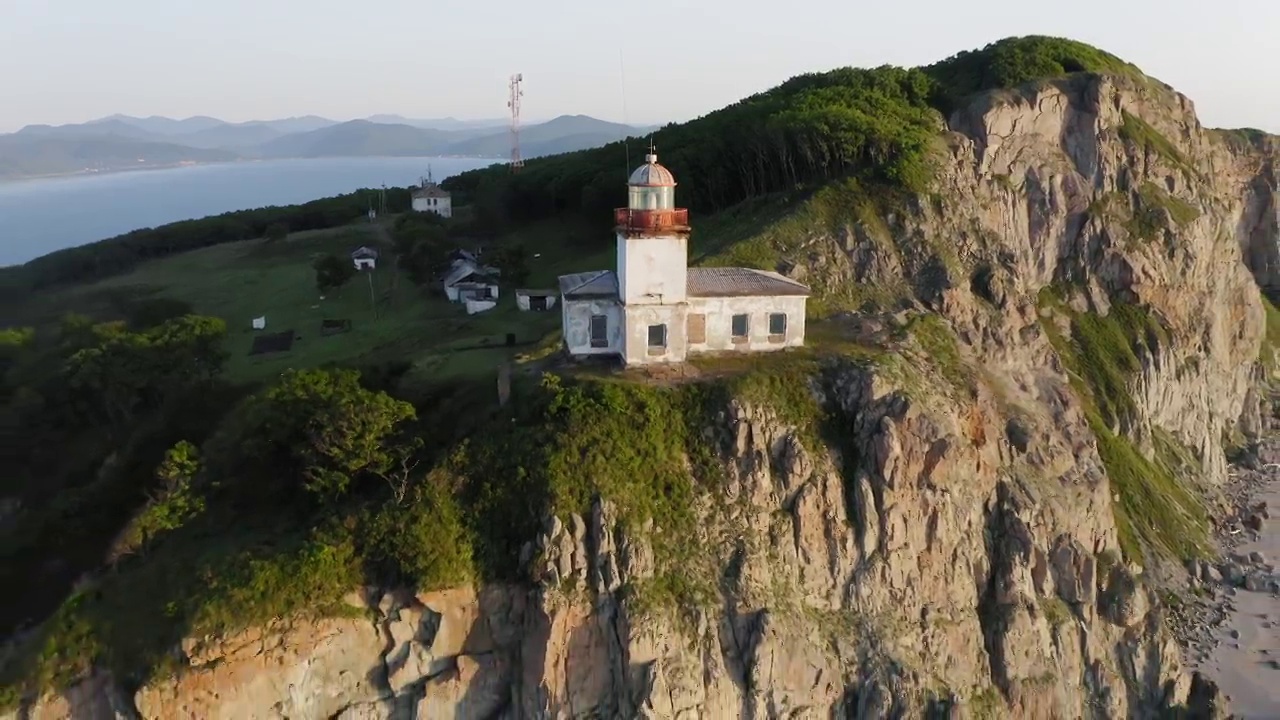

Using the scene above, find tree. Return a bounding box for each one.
[489,245,530,288]
[314,254,356,294]
[64,315,228,432]
[240,368,420,500]
[264,222,289,242]
[393,219,452,287]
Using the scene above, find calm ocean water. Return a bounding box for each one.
[0,156,499,267]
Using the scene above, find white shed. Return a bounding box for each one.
[515,289,558,312]
[351,246,379,271]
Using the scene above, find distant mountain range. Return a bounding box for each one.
[0,114,658,181]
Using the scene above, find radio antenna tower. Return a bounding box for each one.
[508,73,524,172]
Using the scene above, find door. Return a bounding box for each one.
[687,313,706,344]
[530,296,547,311]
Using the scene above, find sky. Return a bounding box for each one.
[2,0,1277,133]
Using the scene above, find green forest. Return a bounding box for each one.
[0,35,1173,706]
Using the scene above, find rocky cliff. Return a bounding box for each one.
[8,73,1280,719]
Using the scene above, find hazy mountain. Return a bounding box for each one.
[177,123,284,150]
[0,134,237,180]
[0,114,655,179]
[15,119,159,141]
[256,120,455,158]
[242,116,338,135]
[94,115,228,136]
[447,115,657,157]
[364,114,505,131]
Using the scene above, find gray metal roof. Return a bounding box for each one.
[412,184,450,199]
[686,267,810,298]
[558,270,619,299]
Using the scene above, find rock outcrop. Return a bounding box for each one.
[8,73,1278,718]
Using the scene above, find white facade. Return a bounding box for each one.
[557,152,810,366]
[617,234,687,305]
[412,194,452,218]
[562,298,625,356]
[353,257,376,271]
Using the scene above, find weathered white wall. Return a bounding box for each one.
[622,303,689,365]
[517,294,558,311]
[686,295,808,355]
[412,197,453,218]
[353,258,376,271]
[562,298,623,356]
[616,233,687,305]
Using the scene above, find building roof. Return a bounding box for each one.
[686,267,811,298]
[628,153,676,187]
[412,184,450,199]
[442,259,499,286]
[515,288,557,296]
[351,246,379,259]
[559,270,619,299]
[453,271,500,286]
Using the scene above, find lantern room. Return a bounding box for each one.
[627,151,677,210]
[615,147,689,234]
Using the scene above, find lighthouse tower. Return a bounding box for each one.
[615,147,692,362]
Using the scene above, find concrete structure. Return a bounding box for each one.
[442,258,500,303]
[557,150,809,365]
[411,170,452,218]
[351,246,378,271]
[516,289,558,311]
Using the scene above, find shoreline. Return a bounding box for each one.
[1172,435,1280,717]
[0,154,507,186]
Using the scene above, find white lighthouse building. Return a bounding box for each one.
[558,148,809,365]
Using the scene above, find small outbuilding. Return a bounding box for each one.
[515,289,558,312]
[351,246,379,270]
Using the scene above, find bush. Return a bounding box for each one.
[362,477,473,590]
[224,368,419,500]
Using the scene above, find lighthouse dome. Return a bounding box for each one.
[628,153,676,187]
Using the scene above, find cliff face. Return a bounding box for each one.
[10,75,1279,719]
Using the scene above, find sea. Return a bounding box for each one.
[0,157,500,267]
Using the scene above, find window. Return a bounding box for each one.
[731,313,749,342]
[768,313,787,339]
[647,324,667,349]
[590,314,608,348]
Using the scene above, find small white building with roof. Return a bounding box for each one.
[557,147,809,365]
[411,168,452,218]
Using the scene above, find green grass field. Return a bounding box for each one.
[14,218,604,387]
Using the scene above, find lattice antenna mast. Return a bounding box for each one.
[508,73,524,171]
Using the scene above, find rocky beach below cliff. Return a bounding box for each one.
[1173,434,1280,716]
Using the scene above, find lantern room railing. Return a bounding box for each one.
[614,208,690,232]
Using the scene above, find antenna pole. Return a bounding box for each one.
[620,49,630,180]
[508,73,524,172]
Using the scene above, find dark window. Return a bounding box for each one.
[590,314,608,347]
[768,313,787,337]
[731,313,749,339]
[647,324,667,348]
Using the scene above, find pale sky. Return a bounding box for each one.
[1,0,1276,133]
